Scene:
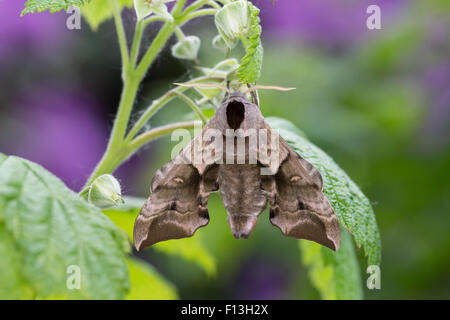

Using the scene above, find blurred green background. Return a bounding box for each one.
[0,0,449,299]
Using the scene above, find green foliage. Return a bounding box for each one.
[20,0,134,30]
[237,2,263,83]
[266,117,381,266]
[104,199,217,276]
[214,1,263,83]
[21,0,88,15]
[0,224,33,299]
[126,257,178,299]
[0,153,130,299]
[154,238,217,276]
[82,0,133,31]
[300,230,363,300]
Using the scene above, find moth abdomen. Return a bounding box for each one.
[227,215,258,239]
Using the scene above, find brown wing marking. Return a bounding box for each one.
[134,153,218,251]
[262,138,340,250]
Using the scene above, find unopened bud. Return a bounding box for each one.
[214,0,250,48]
[84,174,124,209]
[171,36,201,60]
[212,34,237,52]
[134,0,174,22]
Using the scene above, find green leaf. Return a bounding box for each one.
[104,199,217,276]
[0,224,34,299]
[82,0,133,31]
[300,230,363,300]
[237,2,263,83]
[266,117,381,266]
[21,0,88,15]
[154,238,217,276]
[0,153,130,299]
[126,257,177,299]
[214,1,263,83]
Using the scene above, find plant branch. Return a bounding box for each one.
[171,0,188,17]
[183,0,220,16]
[174,27,186,40]
[125,76,224,142]
[143,15,169,28]
[83,0,224,189]
[135,22,174,78]
[111,0,130,73]
[126,120,202,159]
[171,91,208,124]
[180,9,218,25]
[130,19,144,68]
[84,78,140,188]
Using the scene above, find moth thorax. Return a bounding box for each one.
[226,100,245,130]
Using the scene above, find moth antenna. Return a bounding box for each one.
[247,83,259,107]
[244,85,296,94]
[173,82,231,94]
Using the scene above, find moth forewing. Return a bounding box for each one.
[202,128,224,165]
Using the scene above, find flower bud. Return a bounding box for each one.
[134,0,174,22]
[171,36,201,60]
[212,34,237,52]
[86,174,124,209]
[214,0,250,48]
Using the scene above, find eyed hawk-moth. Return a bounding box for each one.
[133,89,340,251]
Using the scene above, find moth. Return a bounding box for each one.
[133,85,340,251]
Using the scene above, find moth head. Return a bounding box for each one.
[224,91,248,130]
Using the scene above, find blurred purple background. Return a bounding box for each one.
[1,0,431,191]
[258,0,406,47]
[0,0,449,300]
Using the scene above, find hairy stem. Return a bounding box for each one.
[179,9,218,25]
[125,121,201,159]
[83,0,223,190]
[135,22,174,79]
[125,76,223,142]
[171,91,208,124]
[130,19,144,68]
[111,0,129,74]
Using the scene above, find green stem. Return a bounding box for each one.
[174,27,186,40]
[171,91,208,124]
[130,19,144,68]
[84,79,139,187]
[82,0,225,190]
[143,15,168,27]
[179,9,217,25]
[111,0,129,74]
[125,121,201,160]
[207,1,221,10]
[183,0,219,16]
[125,76,224,142]
[135,22,174,79]
[171,0,188,17]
